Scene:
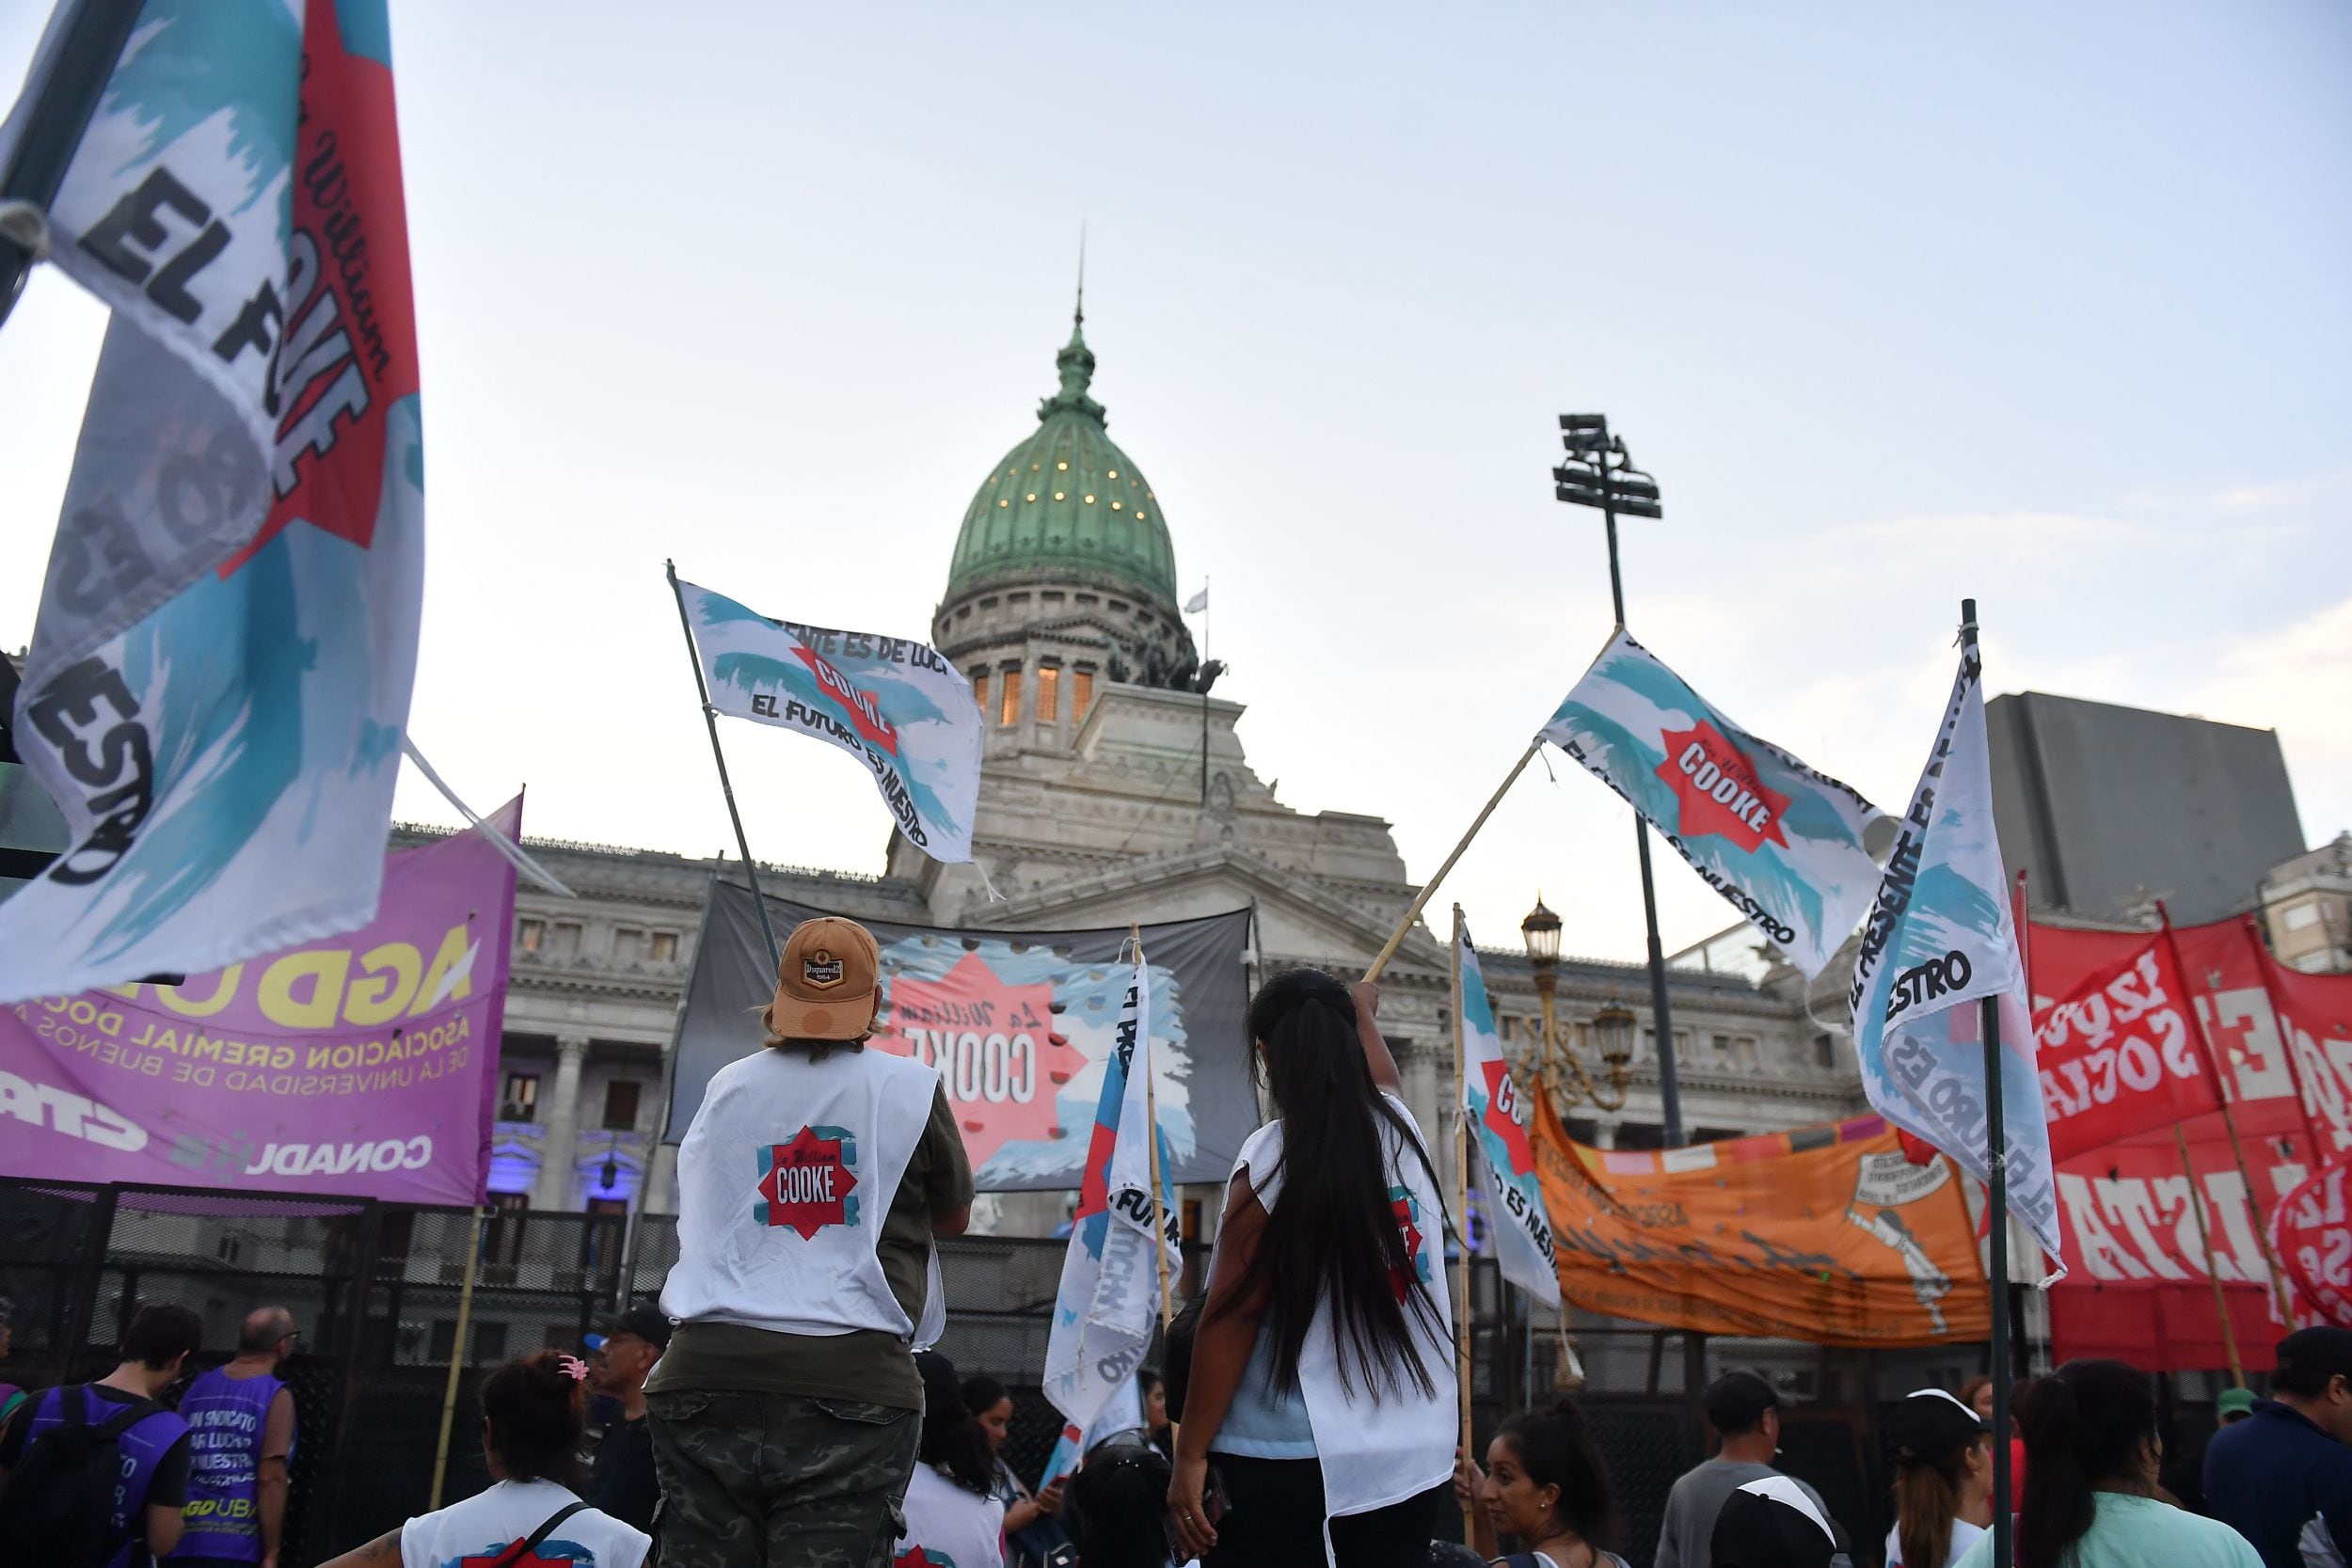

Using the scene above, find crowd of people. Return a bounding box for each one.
[1,912,2348,1568]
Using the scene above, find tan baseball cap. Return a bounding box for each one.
[764,917,882,1041]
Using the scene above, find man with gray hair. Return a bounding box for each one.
[167,1306,298,1568]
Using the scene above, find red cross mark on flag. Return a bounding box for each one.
[1479,1059,1536,1176]
[1655,721,1792,854]
[756,1125,860,1240]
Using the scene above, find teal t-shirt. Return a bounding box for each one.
[1952,1494,2261,1568]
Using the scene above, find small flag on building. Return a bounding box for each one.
[1184,585,1209,614]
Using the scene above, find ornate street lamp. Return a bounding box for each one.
[1519,896,1632,1115]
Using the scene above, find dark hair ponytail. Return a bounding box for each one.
[2015,1359,2157,1568]
[1895,1444,1971,1568]
[479,1350,587,1488]
[915,1350,996,1497]
[1495,1399,1620,1550]
[1215,967,1440,1401]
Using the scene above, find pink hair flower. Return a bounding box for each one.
[556,1354,591,1383]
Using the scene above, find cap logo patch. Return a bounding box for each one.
[803,949,846,989]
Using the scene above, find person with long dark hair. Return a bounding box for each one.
[963,1371,1069,1568]
[1883,1388,1992,1567]
[316,1350,650,1568]
[1168,969,1455,1568]
[1454,1399,1629,1567]
[1069,1435,1176,1568]
[896,1351,1007,1568]
[1951,1358,2256,1568]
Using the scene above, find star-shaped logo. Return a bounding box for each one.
[1655,721,1792,853]
[896,1548,957,1568]
[1478,1059,1537,1177]
[755,1124,861,1239]
[1389,1187,1428,1301]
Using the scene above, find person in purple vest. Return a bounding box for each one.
[0,1301,202,1565]
[168,1306,299,1568]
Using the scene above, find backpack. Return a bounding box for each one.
[0,1385,164,1567]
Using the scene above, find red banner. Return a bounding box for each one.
[2035,934,2221,1164]
[2273,1152,2352,1328]
[2027,914,2352,1369]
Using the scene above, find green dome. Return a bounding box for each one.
[945,314,1178,606]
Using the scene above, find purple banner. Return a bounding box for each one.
[0,804,518,1205]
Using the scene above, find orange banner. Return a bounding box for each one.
[1533,1092,1989,1345]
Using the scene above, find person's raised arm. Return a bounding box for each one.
[1168,1170,1273,1559]
[1349,981,1403,1094]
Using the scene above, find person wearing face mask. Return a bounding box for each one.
[1883,1389,1993,1567]
[1452,1400,1629,1568]
[1951,1358,2258,1568]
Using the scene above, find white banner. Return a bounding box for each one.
[1540,630,1883,977]
[1457,919,1560,1307]
[0,0,424,1001]
[1042,958,1180,1430]
[675,579,982,863]
[1851,647,2062,1270]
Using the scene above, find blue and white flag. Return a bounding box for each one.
[1042,956,1180,1431]
[1540,629,1883,978]
[1457,916,1560,1307]
[1036,1374,1147,1489]
[0,0,424,1001]
[1850,646,2063,1270]
[675,578,983,863]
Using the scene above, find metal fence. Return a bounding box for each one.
[4,1178,2194,1568]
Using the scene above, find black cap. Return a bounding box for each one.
[2275,1326,2352,1398]
[1710,1476,1843,1568]
[1889,1387,1989,1462]
[588,1306,672,1354]
[1706,1369,1781,1436]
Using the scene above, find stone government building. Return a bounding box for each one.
[397,307,1866,1241]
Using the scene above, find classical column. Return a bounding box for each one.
[532,1035,589,1211]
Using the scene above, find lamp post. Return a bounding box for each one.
[1520,897,1633,1117]
[1554,414,1684,1146]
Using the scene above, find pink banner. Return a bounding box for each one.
[0,806,517,1205]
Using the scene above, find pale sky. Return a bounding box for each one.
[3,3,2346,966]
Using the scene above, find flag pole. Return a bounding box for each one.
[1136,923,1175,1333]
[2162,903,2298,1323]
[0,0,147,330]
[1364,742,1542,982]
[1961,600,2012,1568]
[1450,905,1476,1537]
[428,1205,487,1509]
[665,562,782,970]
[2174,1122,2246,1386]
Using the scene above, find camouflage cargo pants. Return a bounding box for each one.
[646,1388,918,1568]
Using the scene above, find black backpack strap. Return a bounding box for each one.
[491,1501,591,1568]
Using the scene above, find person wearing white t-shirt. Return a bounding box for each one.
[316,1351,649,1568]
[1168,970,1456,1568]
[893,1352,1005,1568]
[1883,1388,1991,1568]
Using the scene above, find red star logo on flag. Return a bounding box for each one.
[1390,1189,1427,1302]
[1655,721,1792,853]
[756,1125,860,1239]
[1479,1059,1537,1176]
[896,1547,957,1568]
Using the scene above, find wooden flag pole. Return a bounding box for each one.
[2174,1122,2246,1386]
[1450,905,1476,1536]
[1364,742,1542,983]
[1136,923,1176,1333]
[2161,904,2298,1324]
[428,1205,487,1509]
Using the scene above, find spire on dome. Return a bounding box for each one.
[1041,239,1105,425]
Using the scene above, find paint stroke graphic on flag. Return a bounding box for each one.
[1538,630,1883,978]
[1456,918,1560,1306]
[675,579,981,862]
[0,0,424,1002]
[1851,646,2063,1270]
[1042,957,1179,1430]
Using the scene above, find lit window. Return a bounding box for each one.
[1072,668,1095,717]
[517,918,544,953]
[972,671,989,714]
[650,931,678,962]
[1037,666,1060,721]
[501,1072,540,1123]
[999,669,1023,726]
